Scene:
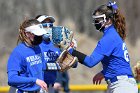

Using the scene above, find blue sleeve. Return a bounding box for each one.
[69,48,103,68]
[7,50,37,89]
[94,37,115,56]
[68,48,73,54]
[8,71,37,87]
[83,51,104,68]
[7,50,21,71]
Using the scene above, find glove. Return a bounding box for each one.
[56,50,78,72]
[133,61,140,81]
[51,26,78,71]
[51,26,74,50]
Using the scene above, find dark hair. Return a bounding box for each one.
[17,19,40,45]
[93,5,126,40]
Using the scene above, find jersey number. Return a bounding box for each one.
[122,43,130,62]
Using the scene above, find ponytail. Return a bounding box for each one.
[113,9,126,40]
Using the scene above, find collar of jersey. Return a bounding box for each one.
[103,24,114,34]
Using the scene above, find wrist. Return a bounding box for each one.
[32,78,37,83]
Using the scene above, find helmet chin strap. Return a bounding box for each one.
[96,22,105,32]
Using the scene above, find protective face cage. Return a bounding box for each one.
[92,14,106,24]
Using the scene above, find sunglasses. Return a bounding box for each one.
[42,23,53,27]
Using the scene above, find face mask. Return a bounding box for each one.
[43,34,50,40]
[43,28,52,40]
[94,20,105,31]
[31,35,42,45]
[43,34,50,42]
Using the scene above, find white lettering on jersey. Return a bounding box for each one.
[122,43,130,62]
[26,53,42,66]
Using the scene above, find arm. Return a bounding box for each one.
[71,49,104,68]
[8,66,48,91]
[8,71,37,86]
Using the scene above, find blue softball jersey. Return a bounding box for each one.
[7,42,43,92]
[39,41,61,85]
[84,25,133,80]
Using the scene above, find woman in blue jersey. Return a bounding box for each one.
[7,19,48,93]
[69,1,138,93]
[36,15,77,93]
[36,15,61,93]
